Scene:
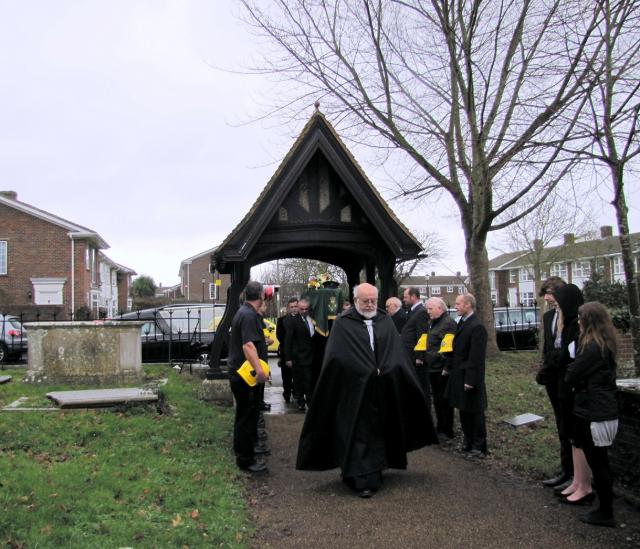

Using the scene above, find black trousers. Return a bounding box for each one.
[546,378,574,476]
[279,361,294,399]
[460,409,487,453]
[430,371,454,437]
[414,364,432,411]
[229,376,260,465]
[293,362,313,405]
[575,417,614,516]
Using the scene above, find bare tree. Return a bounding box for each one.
[578,0,640,373]
[238,0,608,352]
[394,230,445,287]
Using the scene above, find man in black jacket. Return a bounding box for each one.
[444,293,488,457]
[535,277,573,488]
[401,287,430,406]
[285,298,316,411]
[424,297,458,439]
[276,298,298,403]
[297,283,438,498]
[385,296,407,333]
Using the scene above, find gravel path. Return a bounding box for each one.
[244,381,639,548]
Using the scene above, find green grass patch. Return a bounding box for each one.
[485,351,560,479]
[0,365,251,548]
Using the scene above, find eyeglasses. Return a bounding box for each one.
[357,298,377,305]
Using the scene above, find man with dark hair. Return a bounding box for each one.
[445,293,488,457]
[285,298,316,411]
[401,287,430,406]
[297,283,438,498]
[228,281,269,473]
[276,298,298,403]
[536,276,573,488]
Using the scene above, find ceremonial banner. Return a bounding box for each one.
[302,287,343,336]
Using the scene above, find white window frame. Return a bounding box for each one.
[519,267,533,282]
[521,292,536,307]
[612,255,624,275]
[0,240,7,275]
[458,286,466,294]
[509,270,517,283]
[550,262,568,279]
[431,286,441,295]
[489,271,496,290]
[572,260,591,279]
[209,283,219,300]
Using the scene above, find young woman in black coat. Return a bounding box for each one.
[565,302,619,527]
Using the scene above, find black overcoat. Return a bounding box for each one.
[444,313,488,413]
[296,308,437,476]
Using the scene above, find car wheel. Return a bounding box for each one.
[0,342,8,364]
[198,352,210,365]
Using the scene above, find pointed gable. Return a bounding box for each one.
[214,111,421,270]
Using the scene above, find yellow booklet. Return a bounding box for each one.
[439,333,455,353]
[237,359,270,387]
[414,333,428,351]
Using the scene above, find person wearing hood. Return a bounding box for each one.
[296,283,438,498]
[552,283,594,506]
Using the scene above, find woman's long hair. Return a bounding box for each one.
[577,302,618,360]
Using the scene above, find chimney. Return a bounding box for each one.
[600,225,613,238]
[563,233,575,245]
[0,190,17,200]
[431,271,435,277]
[456,271,461,277]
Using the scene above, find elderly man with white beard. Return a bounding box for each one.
[296,283,438,498]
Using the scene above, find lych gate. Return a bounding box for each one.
[208,110,422,373]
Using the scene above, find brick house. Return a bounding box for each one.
[488,226,640,307]
[178,246,230,304]
[0,190,135,319]
[399,272,469,306]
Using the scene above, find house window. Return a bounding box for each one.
[0,240,6,275]
[519,268,533,282]
[490,291,498,305]
[521,292,536,306]
[612,255,624,275]
[431,287,441,295]
[489,271,496,290]
[572,261,591,279]
[419,286,427,294]
[509,270,517,283]
[458,286,466,294]
[550,262,568,279]
[446,285,454,293]
[209,283,219,300]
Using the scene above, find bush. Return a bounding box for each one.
[582,271,631,332]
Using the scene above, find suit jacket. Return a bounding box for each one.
[391,310,408,333]
[401,303,427,363]
[276,314,295,362]
[444,313,488,412]
[285,314,316,366]
[536,309,561,385]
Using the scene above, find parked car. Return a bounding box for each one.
[0,314,28,364]
[112,304,226,363]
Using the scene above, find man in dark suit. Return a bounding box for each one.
[535,277,573,488]
[284,298,316,411]
[385,296,408,333]
[444,293,488,457]
[276,298,298,403]
[401,287,430,406]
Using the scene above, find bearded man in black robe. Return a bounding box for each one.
[296,283,438,498]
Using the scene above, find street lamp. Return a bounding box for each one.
[425,273,431,299]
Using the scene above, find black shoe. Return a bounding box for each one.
[260,402,271,411]
[560,492,595,506]
[465,449,486,459]
[238,460,268,474]
[553,478,574,494]
[297,402,306,412]
[580,509,615,528]
[543,472,571,487]
[358,489,373,498]
[283,394,291,403]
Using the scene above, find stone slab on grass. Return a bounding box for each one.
[47,388,158,409]
[502,412,544,427]
[0,375,12,384]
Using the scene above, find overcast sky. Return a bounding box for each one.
[1,1,637,287]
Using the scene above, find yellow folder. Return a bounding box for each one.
[414,333,428,351]
[439,333,455,353]
[237,359,270,387]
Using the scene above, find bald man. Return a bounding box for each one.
[297,283,437,497]
[385,296,408,333]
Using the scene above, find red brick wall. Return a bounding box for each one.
[183,254,230,304]
[0,203,93,314]
[618,332,636,377]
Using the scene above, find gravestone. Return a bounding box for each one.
[24,321,144,385]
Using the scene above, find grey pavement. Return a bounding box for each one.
[248,357,640,548]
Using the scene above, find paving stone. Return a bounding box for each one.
[46,388,158,408]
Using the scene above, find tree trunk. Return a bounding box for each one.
[465,235,499,356]
[611,164,640,376]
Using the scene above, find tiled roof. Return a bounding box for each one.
[489,233,640,270]
[401,274,469,285]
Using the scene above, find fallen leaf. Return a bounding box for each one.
[190,509,199,519]
[40,525,52,534]
[171,514,183,527]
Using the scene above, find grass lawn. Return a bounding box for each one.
[484,351,560,479]
[0,365,250,548]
